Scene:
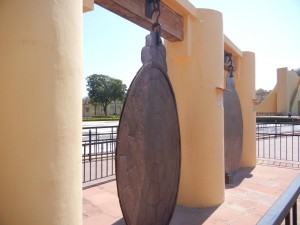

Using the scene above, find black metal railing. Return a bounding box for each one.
[82,126,118,185]
[257,174,300,225]
[82,122,300,185]
[256,122,300,165]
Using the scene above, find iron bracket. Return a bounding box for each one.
[224,51,236,73]
[145,0,160,19]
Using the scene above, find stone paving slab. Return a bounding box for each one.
[83,164,299,225]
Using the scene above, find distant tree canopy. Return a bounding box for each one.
[86,74,127,116]
[294,68,300,76]
[256,88,271,104]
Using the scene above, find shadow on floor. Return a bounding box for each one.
[111,205,219,225]
[112,218,125,225]
[112,167,260,225]
[170,205,219,225]
[226,167,254,189]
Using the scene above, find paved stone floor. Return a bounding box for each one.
[83,163,299,225]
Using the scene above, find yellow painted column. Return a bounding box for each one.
[0,1,82,225]
[165,9,224,207]
[237,52,256,167]
[277,68,288,114]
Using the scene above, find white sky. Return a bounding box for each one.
[83,0,300,97]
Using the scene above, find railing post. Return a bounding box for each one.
[292,201,297,225]
[89,129,92,162]
[82,125,118,186]
[258,123,260,157]
[285,211,291,225]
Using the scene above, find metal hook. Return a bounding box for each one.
[145,0,162,44]
[225,51,234,74]
[153,0,160,24]
[145,0,161,21]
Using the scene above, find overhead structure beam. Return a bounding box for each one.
[94,0,184,42]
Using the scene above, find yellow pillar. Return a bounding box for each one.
[0,1,82,225]
[237,52,256,167]
[165,8,224,207]
[277,68,288,114]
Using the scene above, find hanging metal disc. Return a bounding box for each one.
[116,32,181,225]
[224,71,243,177]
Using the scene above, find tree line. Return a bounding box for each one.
[256,88,271,104]
[86,74,127,116]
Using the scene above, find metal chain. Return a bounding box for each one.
[152,0,161,35]
[226,52,234,73]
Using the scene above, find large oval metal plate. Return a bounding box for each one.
[224,72,243,176]
[116,52,180,224]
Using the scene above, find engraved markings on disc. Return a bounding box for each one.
[116,65,180,225]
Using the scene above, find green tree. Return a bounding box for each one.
[82,96,98,116]
[88,97,99,115]
[86,74,127,116]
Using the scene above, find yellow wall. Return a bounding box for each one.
[236,52,256,167]
[165,8,225,207]
[277,68,299,114]
[83,0,94,12]
[290,86,300,115]
[287,70,300,113]
[163,0,256,207]
[0,1,82,225]
[256,68,300,115]
[276,68,287,114]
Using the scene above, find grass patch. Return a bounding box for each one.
[83,115,120,121]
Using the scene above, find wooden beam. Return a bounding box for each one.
[94,0,183,42]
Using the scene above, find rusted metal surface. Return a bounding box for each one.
[116,32,181,225]
[224,70,243,177]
